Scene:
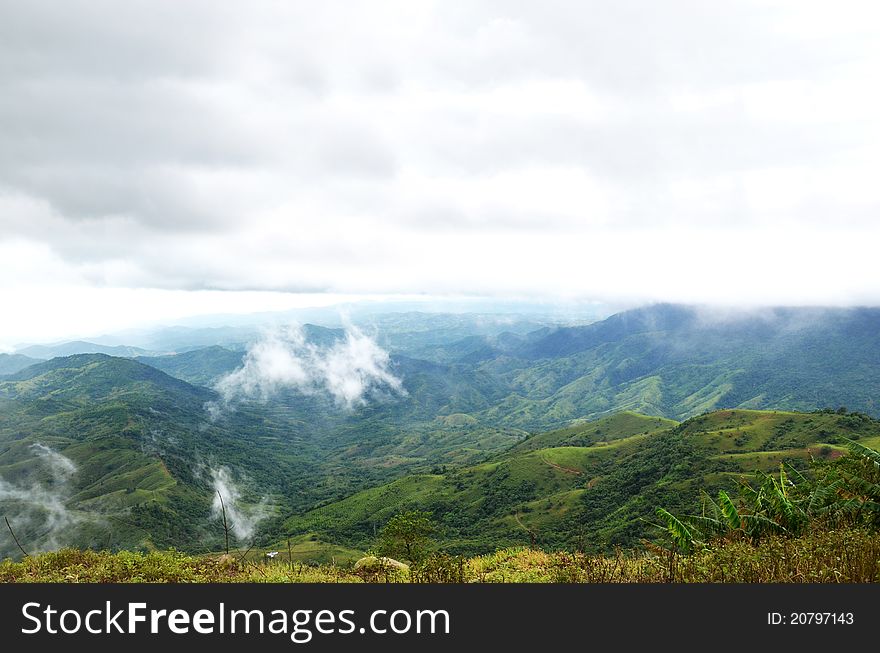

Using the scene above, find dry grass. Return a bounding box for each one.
[2,527,878,583]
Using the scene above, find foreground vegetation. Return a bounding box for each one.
[2,525,878,583]
[3,427,878,583]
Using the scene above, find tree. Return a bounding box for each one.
[217,490,232,554]
[376,511,436,563]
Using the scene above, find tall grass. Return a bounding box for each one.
[2,527,877,583]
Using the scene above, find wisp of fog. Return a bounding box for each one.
[0,444,80,555]
[210,466,270,542]
[207,324,404,417]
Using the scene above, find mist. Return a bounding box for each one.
[0,444,81,556]
[210,466,270,542]
[208,324,404,416]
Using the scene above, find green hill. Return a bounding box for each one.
[0,354,318,558]
[507,411,677,454]
[136,346,245,386]
[15,341,156,359]
[283,409,880,556]
[0,353,523,559]
[127,305,880,479]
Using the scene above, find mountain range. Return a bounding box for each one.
[2,303,880,558]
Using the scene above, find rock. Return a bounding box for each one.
[217,554,237,568]
[354,555,409,573]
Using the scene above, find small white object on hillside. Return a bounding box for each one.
[266,551,279,558]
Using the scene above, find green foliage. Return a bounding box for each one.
[283,409,880,556]
[136,347,244,386]
[655,508,695,553]
[657,441,880,550]
[509,412,677,454]
[375,511,436,563]
[410,552,468,583]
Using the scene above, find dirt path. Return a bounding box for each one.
[539,454,582,476]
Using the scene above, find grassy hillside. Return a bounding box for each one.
[0,354,525,558]
[284,409,880,556]
[0,354,501,557]
[127,305,880,477]
[507,411,677,454]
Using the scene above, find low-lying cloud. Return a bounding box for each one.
[209,324,404,416]
[210,466,270,542]
[0,443,80,556]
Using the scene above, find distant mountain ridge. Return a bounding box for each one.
[453,304,880,426]
[12,305,880,429]
[0,353,40,376]
[15,341,159,359]
[136,346,246,387]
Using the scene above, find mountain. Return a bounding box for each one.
[15,341,157,359]
[0,354,323,558]
[75,311,567,358]
[127,304,880,472]
[0,352,526,558]
[0,353,208,402]
[0,353,40,376]
[6,303,880,559]
[507,411,678,454]
[136,305,880,432]
[283,408,880,555]
[113,325,258,352]
[136,346,245,386]
[464,304,880,428]
[368,312,554,361]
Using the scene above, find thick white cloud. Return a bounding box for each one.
[210,324,404,413]
[1,0,879,343]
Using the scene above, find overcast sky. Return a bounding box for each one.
[2,1,879,347]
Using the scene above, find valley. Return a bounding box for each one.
[2,304,880,561]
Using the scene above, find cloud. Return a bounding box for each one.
[30,443,77,478]
[0,444,81,556]
[1,0,880,316]
[210,324,404,414]
[209,466,269,542]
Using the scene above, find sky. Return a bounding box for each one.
[2,1,880,347]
